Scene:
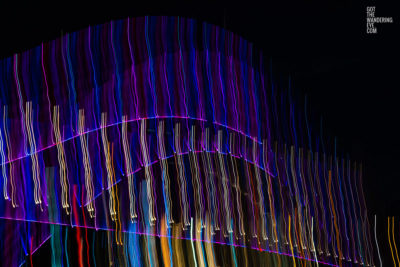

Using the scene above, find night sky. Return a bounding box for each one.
[0,0,398,223]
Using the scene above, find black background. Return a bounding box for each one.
[0,0,398,265]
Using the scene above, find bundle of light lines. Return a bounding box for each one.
[0,16,375,266]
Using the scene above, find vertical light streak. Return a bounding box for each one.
[388,217,397,267]
[72,186,84,267]
[229,231,238,267]
[139,119,156,225]
[92,231,96,267]
[65,228,70,267]
[299,149,312,261]
[111,144,123,245]
[217,130,233,234]
[358,164,375,267]
[311,217,319,266]
[244,138,258,239]
[157,120,173,226]
[25,101,42,208]
[195,217,206,267]
[144,17,158,118]
[345,160,360,263]
[47,166,62,266]
[274,142,288,247]
[126,18,140,118]
[229,133,245,237]
[3,107,16,208]
[263,140,278,245]
[122,115,137,221]
[0,119,9,201]
[314,152,329,256]
[288,215,296,267]
[79,109,96,218]
[374,215,382,266]
[80,172,93,267]
[352,163,365,264]
[328,170,343,266]
[160,215,172,267]
[13,54,28,156]
[337,158,351,262]
[308,151,322,257]
[172,224,184,267]
[201,127,219,233]
[289,147,306,257]
[41,43,55,144]
[53,106,70,214]
[342,158,357,262]
[393,217,400,266]
[101,113,117,221]
[204,213,217,267]
[253,140,267,240]
[127,223,141,267]
[189,125,205,228]
[174,123,190,228]
[323,155,335,258]
[190,217,198,267]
